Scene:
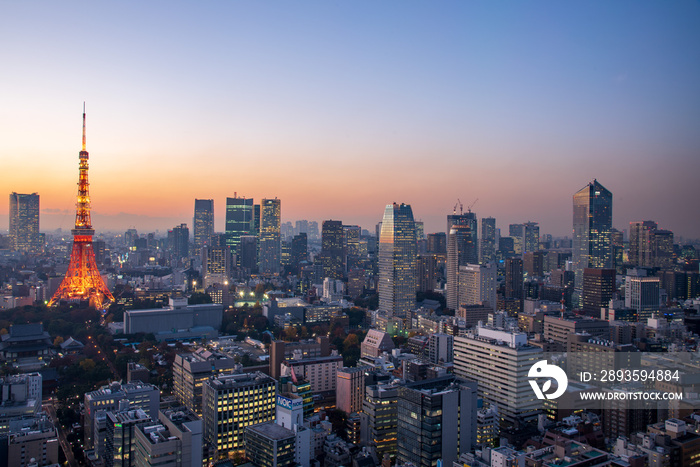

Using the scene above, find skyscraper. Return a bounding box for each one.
[167,224,189,265]
[321,221,344,279]
[343,224,361,271]
[629,221,657,267]
[479,217,497,264]
[290,233,308,273]
[573,180,613,304]
[522,221,540,253]
[447,211,478,264]
[504,257,524,300]
[225,196,254,253]
[193,199,214,256]
[9,192,40,253]
[446,210,478,310]
[582,268,615,317]
[259,198,281,274]
[458,263,497,311]
[378,203,417,318]
[396,376,478,467]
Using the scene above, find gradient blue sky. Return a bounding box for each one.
[2,1,699,238]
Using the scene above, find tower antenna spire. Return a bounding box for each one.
[82,102,86,151]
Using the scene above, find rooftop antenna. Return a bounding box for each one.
[82,102,86,151]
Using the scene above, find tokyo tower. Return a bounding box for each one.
[48,106,115,309]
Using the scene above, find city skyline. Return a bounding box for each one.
[2,2,700,238]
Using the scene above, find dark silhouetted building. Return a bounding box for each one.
[193,199,214,256]
[582,268,616,317]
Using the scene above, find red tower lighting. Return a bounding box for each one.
[48,105,115,309]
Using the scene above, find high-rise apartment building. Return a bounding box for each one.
[202,372,277,460]
[458,263,497,311]
[321,220,344,279]
[454,324,543,428]
[225,196,254,253]
[397,376,478,467]
[573,180,613,305]
[193,199,214,255]
[259,198,281,274]
[480,217,497,264]
[378,203,417,318]
[9,192,40,253]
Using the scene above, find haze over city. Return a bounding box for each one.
[2,2,699,238]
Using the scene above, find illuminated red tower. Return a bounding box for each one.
[49,106,115,309]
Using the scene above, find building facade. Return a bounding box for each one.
[397,376,478,467]
[9,192,40,253]
[193,199,214,255]
[572,180,613,305]
[202,372,277,460]
[259,198,281,274]
[378,203,417,318]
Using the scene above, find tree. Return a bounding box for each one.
[53,336,64,347]
[284,327,298,340]
[188,292,213,305]
[79,359,96,371]
[342,334,359,349]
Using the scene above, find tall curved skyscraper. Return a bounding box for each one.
[378,203,417,318]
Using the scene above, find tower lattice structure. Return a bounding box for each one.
[49,107,115,309]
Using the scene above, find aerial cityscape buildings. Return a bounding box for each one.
[4,5,700,460]
[4,111,700,466]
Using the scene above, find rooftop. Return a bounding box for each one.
[246,421,295,440]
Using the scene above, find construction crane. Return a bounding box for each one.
[467,198,479,213]
[453,199,463,215]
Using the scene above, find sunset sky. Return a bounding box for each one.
[2,2,699,239]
